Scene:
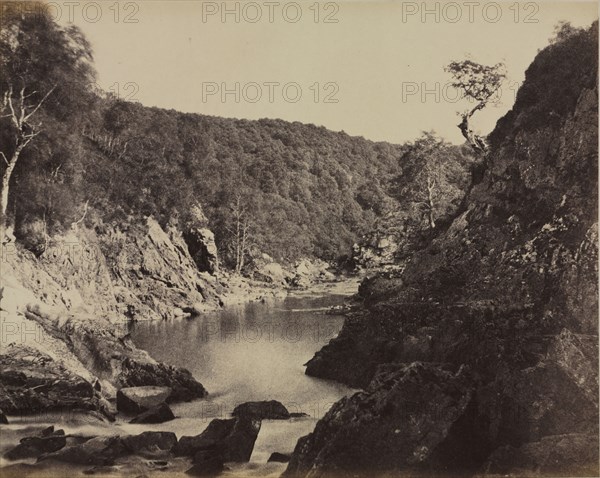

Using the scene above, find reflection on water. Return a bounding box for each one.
[131,287,354,418]
[129,283,357,468]
[1,283,357,477]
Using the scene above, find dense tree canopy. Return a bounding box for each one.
[1,7,476,269]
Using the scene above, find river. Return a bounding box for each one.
[0,280,357,477]
[129,279,357,476]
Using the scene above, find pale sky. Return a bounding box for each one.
[56,1,598,144]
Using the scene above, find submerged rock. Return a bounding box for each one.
[116,386,172,414]
[232,400,290,420]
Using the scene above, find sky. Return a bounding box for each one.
[55,0,598,144]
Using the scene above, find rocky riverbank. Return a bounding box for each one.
[0,206,348,476]
[0,399,310,477]
[286,23,599,478]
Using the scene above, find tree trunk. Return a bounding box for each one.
[459,102,488,154]
[426,176,436,229]
[1,145,23,238]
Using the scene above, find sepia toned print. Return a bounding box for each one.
[0,1,598,477]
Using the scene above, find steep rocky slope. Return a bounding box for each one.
[0,218,222,417]
[287,23,598,478]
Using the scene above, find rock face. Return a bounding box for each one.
[286,363,474,477]
[174,416,261,462]
[0,345,113,419]
[184,227,220,274]
[105,218,222,320]
[290,259,335,288]
[480,433,600,477]
[1,217,211,417]
[288,24,599,477]
[232,400,290,420]
[116,386,172,414]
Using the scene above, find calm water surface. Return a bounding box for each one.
[130,281,357,474]
[1,282,357,477]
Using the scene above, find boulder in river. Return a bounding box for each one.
[116,386,172,414]
[129,403,175,424]
[121,431,178,456]
[0,344,113,420]
[41,435,127,466]
[268,452,291,463]
[175,416,261,462]
[185,446,225,476]
[4,427,67,460]
[232,400,290,420]
[285,362,473,476]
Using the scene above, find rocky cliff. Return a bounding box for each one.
[0,217,223,417]
[286,23,598,478]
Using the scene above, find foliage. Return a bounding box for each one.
[0,2,98,242]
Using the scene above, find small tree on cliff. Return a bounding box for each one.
[445,60,506,154]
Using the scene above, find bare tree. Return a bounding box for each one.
[445,60,506,154]
[225,192,254,274]
[1,84,55,239]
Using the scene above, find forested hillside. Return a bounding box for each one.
[1,5,474,271]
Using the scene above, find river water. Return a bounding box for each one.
[129,280,357,476]
[0,281,357,477]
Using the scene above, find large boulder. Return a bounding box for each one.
[285,363,474,477]
[117,357,208,402]
[254,263,288,285]
[481,433,599,477]
[232,400,290,420]
[175,416,261,462]
[174,418,234,456]
[185,446,225,476]
[116,386,172,414]
[0,344,114,420]
[129,403,175,424]
[268,452,291,463]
